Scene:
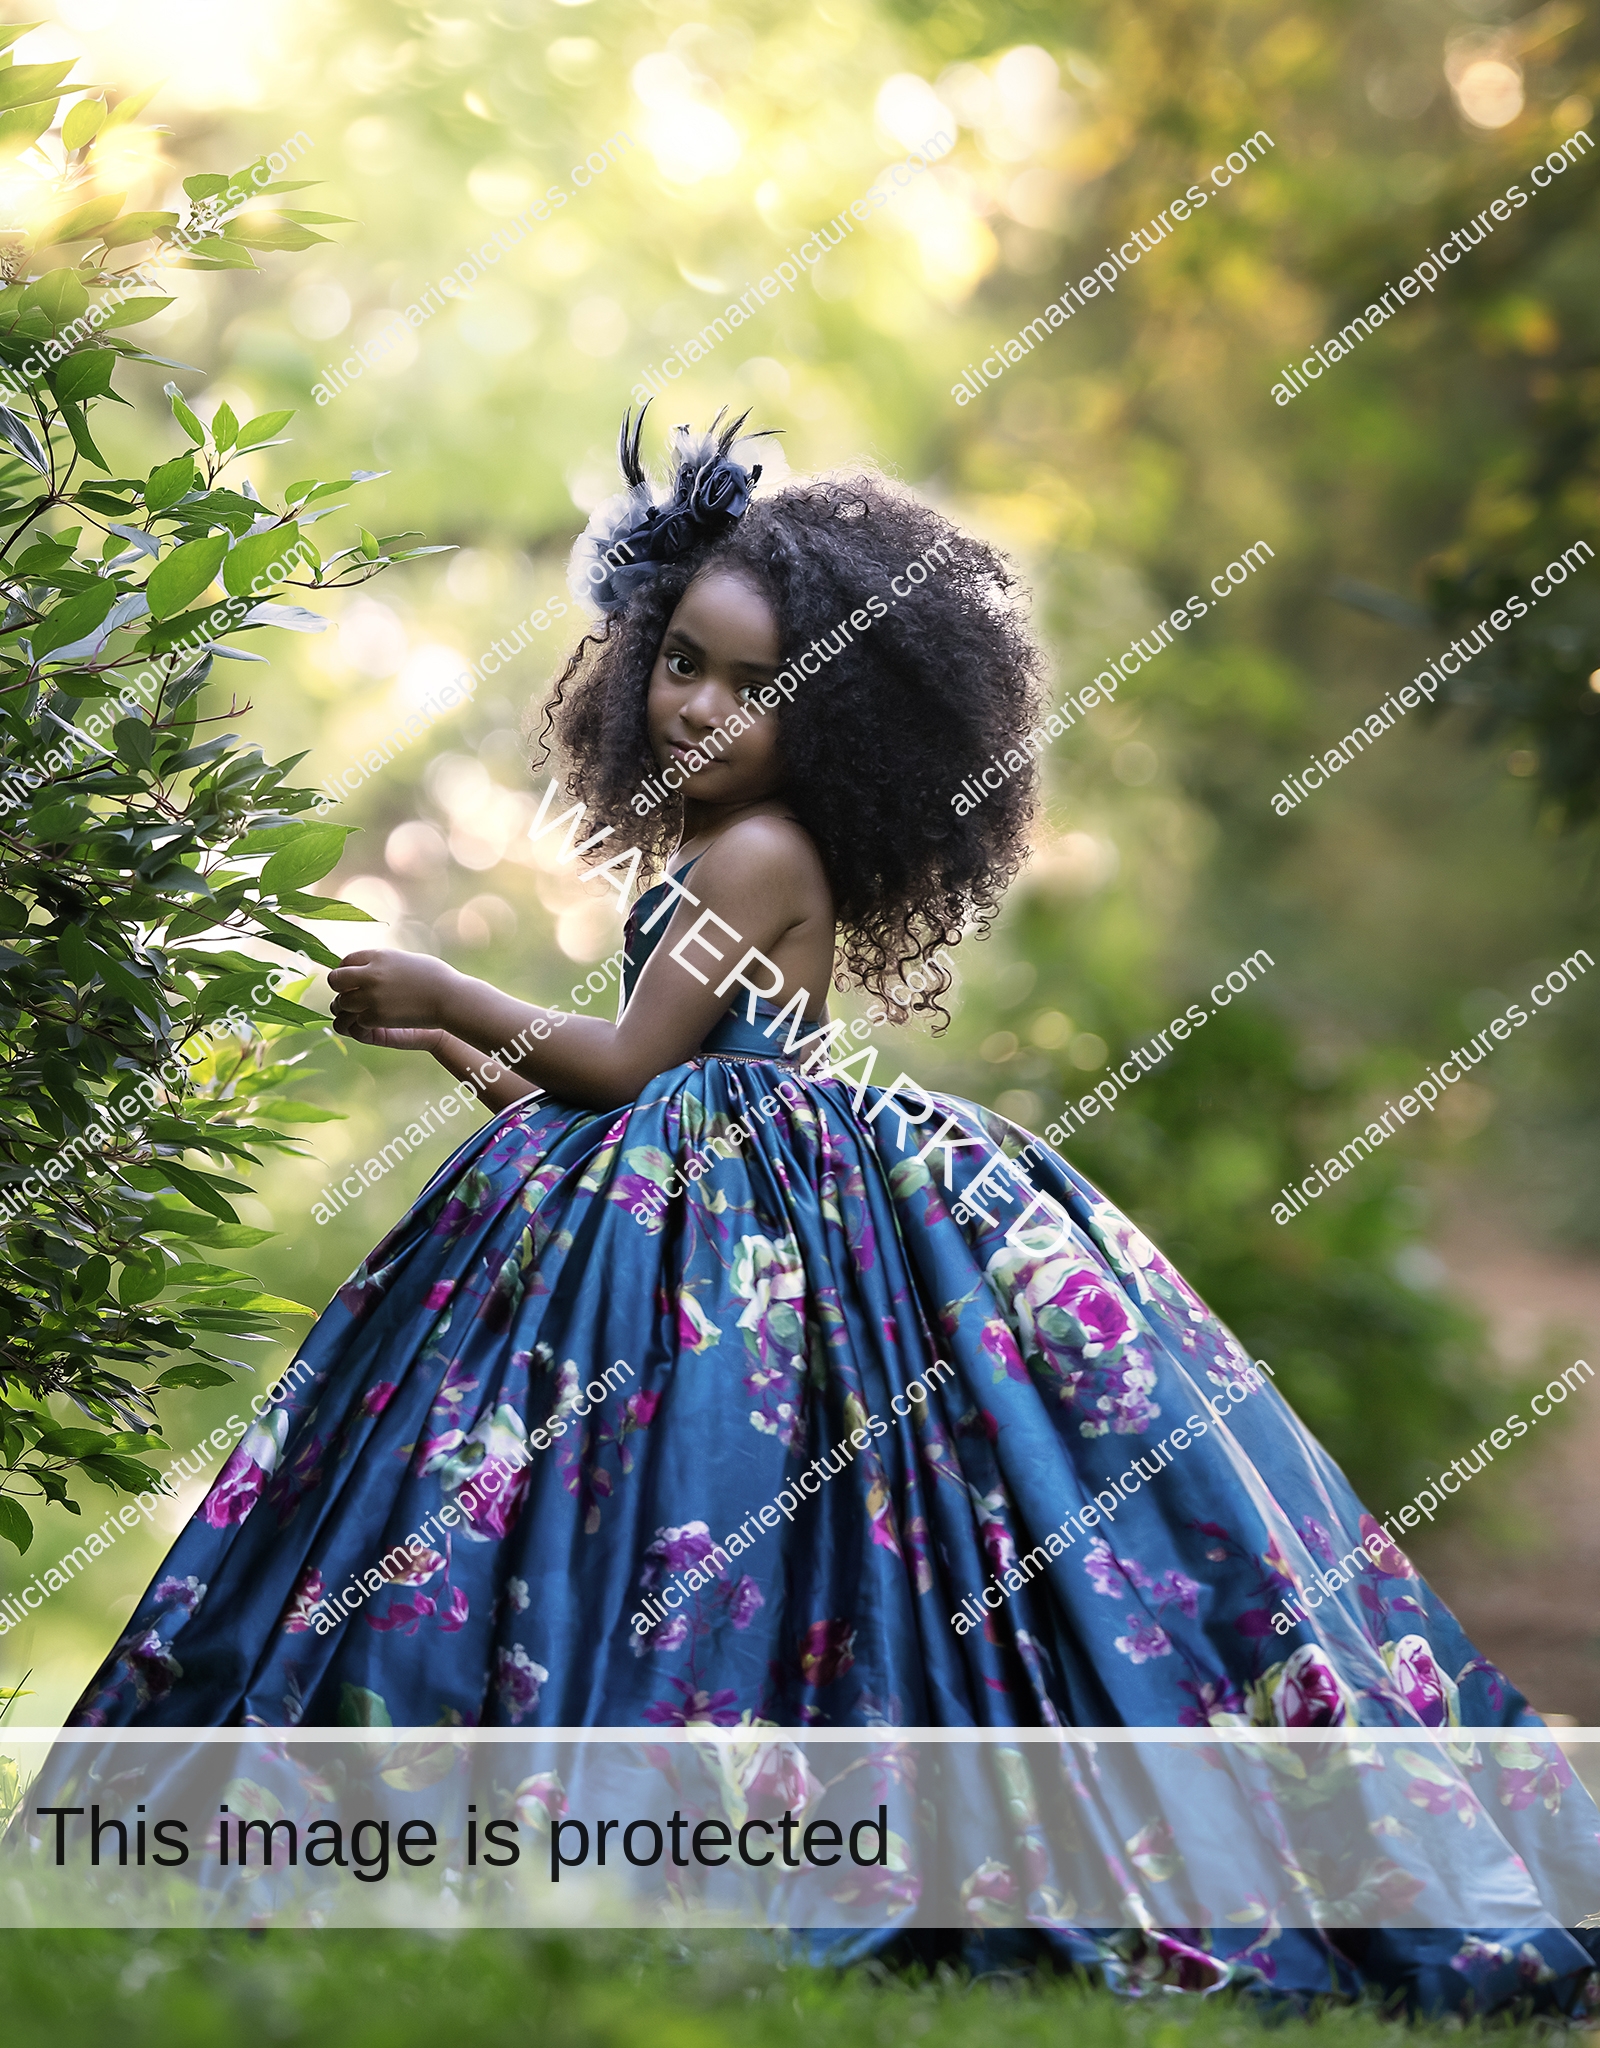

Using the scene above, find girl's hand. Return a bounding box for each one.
[327,950,462,1037]
[338,1024,444,1053]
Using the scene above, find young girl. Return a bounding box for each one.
[64,409,1600,2015]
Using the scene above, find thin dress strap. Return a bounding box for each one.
[621,854,704,1003]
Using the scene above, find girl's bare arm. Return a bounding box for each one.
[326,819,831,1110]
[334,1025,543,1111]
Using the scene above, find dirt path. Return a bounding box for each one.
[1402,1201,1600,1722]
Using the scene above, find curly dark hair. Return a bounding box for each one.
[532,467,1046,1026]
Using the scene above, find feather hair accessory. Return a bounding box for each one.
[567,400,779,618]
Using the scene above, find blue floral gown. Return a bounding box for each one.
[66,863,1600,2017]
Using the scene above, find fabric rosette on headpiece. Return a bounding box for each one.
[567,400,778,619]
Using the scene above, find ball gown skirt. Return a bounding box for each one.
[59,877,1600,2016]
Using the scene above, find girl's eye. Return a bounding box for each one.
[666,650,695,677]
[737,684,757,705]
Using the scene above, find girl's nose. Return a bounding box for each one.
[683,678,732,729]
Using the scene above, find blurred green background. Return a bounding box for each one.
[4,0,1598,1729]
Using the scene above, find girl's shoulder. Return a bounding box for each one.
[688,812,832,913]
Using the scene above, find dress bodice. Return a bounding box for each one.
[621,857,822,1063]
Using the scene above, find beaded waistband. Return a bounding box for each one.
[694,1049,803,1070]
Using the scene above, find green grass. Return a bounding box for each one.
[2,1932,1591,2047]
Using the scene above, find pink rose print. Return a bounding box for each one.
[496,1644,549,1723]
[282,1568,324,1632]
[1299,1517,1337,1566]
[960,1858,1018,1924]
[629,1613,690,1657]
[739,1742,822,1816]
[1270,1643,1354,1726]
[643,1679,741,1727]
[362,1381,397,1416]
[1084,1538,1128,1598]
[799,1618,856,1688]
[979,1319,1028,1384]
[1515,1943,1557,1987]
[675,1293,722,1353]
[981,1520,1017,1579]
[728,1576,765,1630]
[1491,1741,1574,1814]
[1060,1275,1139,1358]
[424,1281,456,1311]
[153,1574,206,1616]
[1384,1634,1456,1727]
[641,1520,719,1586]
[200,1414,285,1529]
[414,1428,465,1474]
[123,1628,182,1708]
[1360,1513,1415,1579]
[378,1542,446,1587]
[1146,1569,1201,1618]
[1114,1616,1173,1663]
[458,1455,531,1540]
[512,1772,567,1827]
[450,1405,535,1541]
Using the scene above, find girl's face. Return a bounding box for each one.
[646,567,785,810]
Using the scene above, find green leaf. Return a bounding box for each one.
[277,893,372,920]
[112,715,155,770]
[0,101,56,160]
[146,532,228,618]
[72,1253,112,1301]
[259,822,350,892]
[101,82,161,132]
[286,472,385,506]
[222,216,330,254]
[61,94,105,151]
[155,1160,240,1223]
[193,1291,313,1315]
[28,578,120,658]
[338,1685,393,1727]
[359,526,381,561]
[32,1427,112,1458]
[21,268,89,327]
[29,802,80,843]
[100,209,180,248]
[182,172,232,200]
[163,381,206,445]
[144,1203,271,1248]
[210,399,239,452]
[156,1361,235,1389]
[144,451,195,510]
[79,1453,164,1493]
[57,396,109,471]
[58,919,99,985]
[222,524,305,597]
[0,404,48,472]
[236,408,295,449]
[171,238,259,271]
[52,348,119,405]
[117,1255,166,1305]
[0,61,77,113]
[181,1222,275,1249]
[36,191,123,244]
[257,1098,344,1123]
[0,1496,32,1554]
[94,295,174,328]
